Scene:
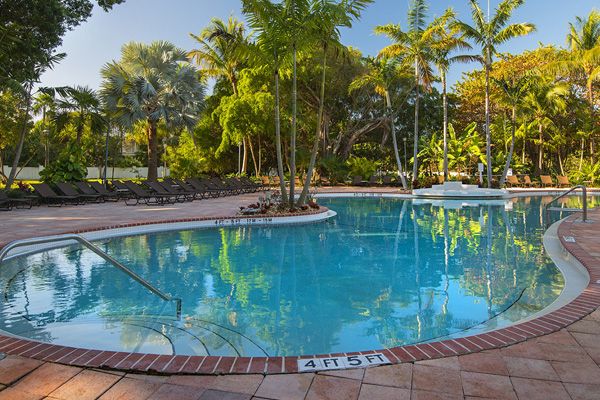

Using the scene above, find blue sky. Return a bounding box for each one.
[40,0,598,93]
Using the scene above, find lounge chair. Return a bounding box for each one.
[143,181,189,203]
[186,178,222,198]
[437,175,445,184]
[0,195,12,211]
[261,176,271,186]
[73,182,119,202]
[207,178,240,196]
[351,176,366,186]
[240,176,267,191]
[31,183,83,206]
[55,182,104,203]
[224,177,253,194]
[382,175,395,186]
[506,175,521,188]
[557,175,570,188]
[367,175,379,186]
[121,181,176,206]
[0,191,34,210]
[89,181,123,201]
[155,180,196,202]
[540,175,554,188]
[168,178,207,200]
[523,175,536,188]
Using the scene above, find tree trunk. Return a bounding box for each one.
[537,123,543,172]
[248,138,259,177]
[299,49,327,205]
[485,58,492,188]
[500,107,517,187]
[412,57,420,184]
[442,73,449,181]
[242,137,248,174]
[579,137,585,172]
[289,43,297,209]
[558,150,564,176]
[146,119,158,181]
[6,84,33,190]
[588,80,595,165]
[274,58,288,202]
[386,91,407,189]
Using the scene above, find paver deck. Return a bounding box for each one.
[0,187,599,399]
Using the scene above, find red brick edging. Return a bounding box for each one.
[0,211,599,375]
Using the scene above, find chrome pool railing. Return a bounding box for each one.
[545,185,588,225]
[0,234,182,319]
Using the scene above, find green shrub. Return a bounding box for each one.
[39,144,87,182]
[346,156,378,179]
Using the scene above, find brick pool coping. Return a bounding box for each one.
[0,203,598,376]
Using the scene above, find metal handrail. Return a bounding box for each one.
[545,185,587,223]
[0,234,182,319]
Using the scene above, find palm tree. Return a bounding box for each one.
[242,0,291,203]
[189,17,249,173]
[493,74,530,186]
[5,53,64,191]
[54,86,105,145]
[431,8,477,181]
[522,77,568,173]
[349,57,408,189]
[100,41,205,181]
[32,92,57,167]
[548,10,600,161]
[375,0,437,184]
[298,0,373,205]
[454,0,535,187]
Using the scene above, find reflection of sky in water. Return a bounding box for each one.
[0,196,594,357]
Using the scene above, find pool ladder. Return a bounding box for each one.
[0,234,182,319]
[544,185,588,226]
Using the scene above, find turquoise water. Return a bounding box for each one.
[0,196,594,356]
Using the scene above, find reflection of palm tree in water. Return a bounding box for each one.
[484,206,494,317]
[412,204,422,340]
[443,208,450,315]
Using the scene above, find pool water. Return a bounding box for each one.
[0,196,594,357]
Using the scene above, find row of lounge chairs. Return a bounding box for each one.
[506,175,571,188]
[1,177,267,209]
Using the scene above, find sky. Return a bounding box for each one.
[40,0,599,93]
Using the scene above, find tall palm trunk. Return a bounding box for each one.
[412,58,420,183]
[442,72,449,181]
[248,138,259,177]
[500,107,517,186]
[587,80,595,164]
[6,84,33,190]
[242,138,248,174]
[485,57,492,188]
[289,43,297,209]
[147,119,158,181]
[299,50,327,205]
[274,55,288,202]
[386,91,407,189]
[537,123,543,172]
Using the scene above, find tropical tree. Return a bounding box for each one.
[349,57,408,189]
[100,41,205,181]
[54,86,105,145]
[189,17,250,172]
[430,8,476,180]
[521,77,569,173]
[548,10,600,161]
[298,0,373,204]
[32,91,57,167]
[454,0,535,187]
[493,74,531,185]
[241,0,292,203]
[4,53,64,190]
[375,0,438,183]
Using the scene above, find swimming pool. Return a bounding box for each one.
[0,196,594,357]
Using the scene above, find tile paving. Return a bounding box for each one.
[0,188,599,399]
